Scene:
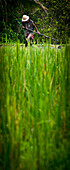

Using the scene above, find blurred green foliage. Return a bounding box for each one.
[0,43,70,170]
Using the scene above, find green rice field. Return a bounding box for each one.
[0,43,70,170]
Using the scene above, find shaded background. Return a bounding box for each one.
[0,0,70,43]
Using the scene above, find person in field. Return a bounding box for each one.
[22,15,40,47]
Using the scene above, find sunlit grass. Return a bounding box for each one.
[0,43,70,170]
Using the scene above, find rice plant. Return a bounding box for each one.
[0,42,70,170]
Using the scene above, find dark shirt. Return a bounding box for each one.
[22,19,34,37]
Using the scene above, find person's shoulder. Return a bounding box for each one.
[30,19,33,23]
[22,21,24,24]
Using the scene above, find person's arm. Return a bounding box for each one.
[22,22,25,29]
[22,26,24,29]
[32,22,40,34]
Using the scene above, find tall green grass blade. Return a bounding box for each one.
[0,42,70,170]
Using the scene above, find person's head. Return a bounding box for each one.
[22,15,29,22]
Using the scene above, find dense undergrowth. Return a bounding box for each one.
[0,43,70,170]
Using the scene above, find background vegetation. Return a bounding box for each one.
[0,0,70,43]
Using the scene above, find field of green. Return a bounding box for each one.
[0,43,70,170]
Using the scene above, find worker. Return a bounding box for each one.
[22,15,40,47]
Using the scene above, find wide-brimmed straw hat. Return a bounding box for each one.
[22,15,29,22]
